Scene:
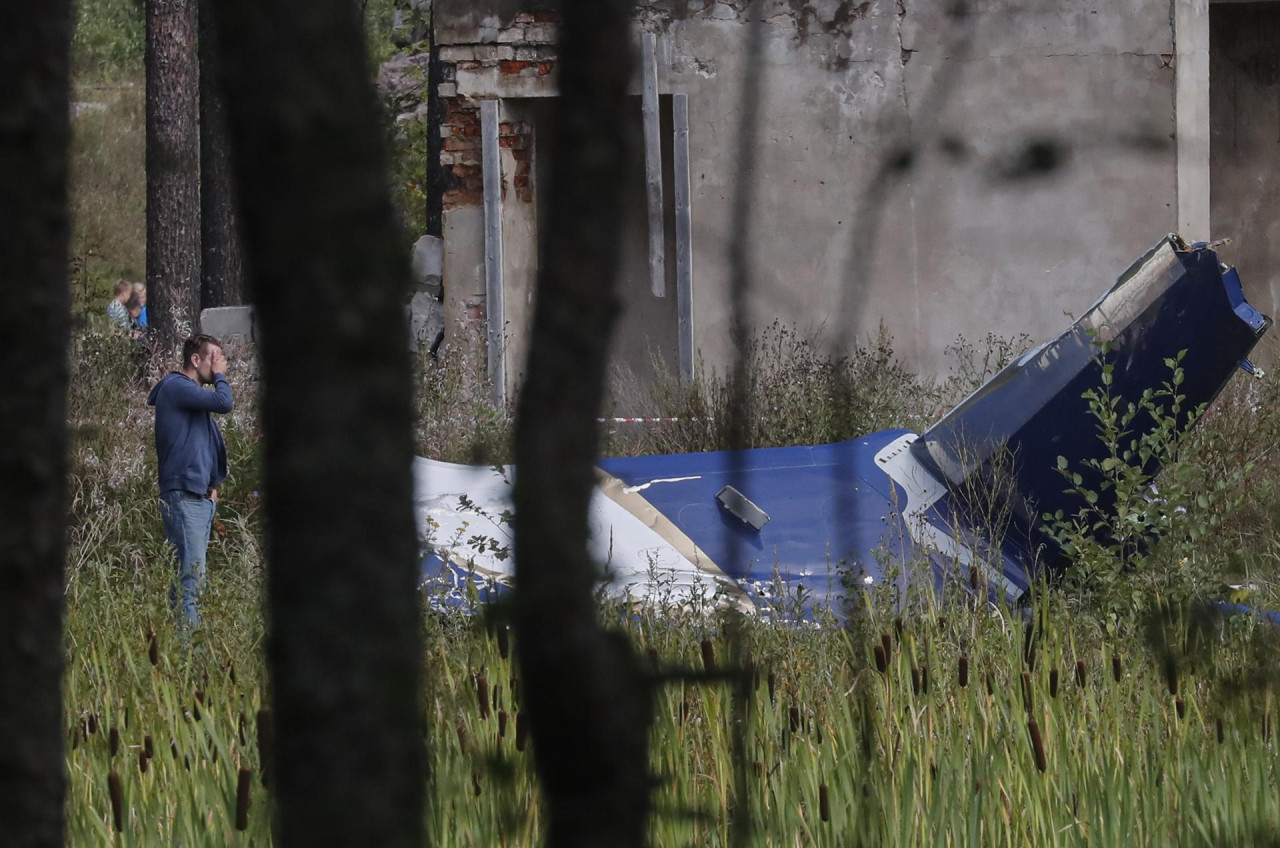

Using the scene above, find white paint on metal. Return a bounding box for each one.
[874,434,1022,601]
[622,475,703,494]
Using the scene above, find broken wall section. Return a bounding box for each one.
[433,0,1182,384]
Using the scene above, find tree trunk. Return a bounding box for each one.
[146,0,201,351]
[199,0,246,309]
[511,2,653,846]
[209,1,426,844]
[0,3,72,846]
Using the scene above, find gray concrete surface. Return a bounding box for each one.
[200,306,256,343]
[1211,1,1280,332]
[432,0,1242,382]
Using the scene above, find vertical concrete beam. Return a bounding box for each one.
[481,99,507,405]
[672,93,695,382]
[641,32,666,298]
[1175,0,1211,239]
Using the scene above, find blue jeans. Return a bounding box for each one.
[160,491,216,630]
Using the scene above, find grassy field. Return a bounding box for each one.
[62,324,1280,845]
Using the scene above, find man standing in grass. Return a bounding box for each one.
[147,334,233,630]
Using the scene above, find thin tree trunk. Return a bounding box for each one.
[147,0,201,350]
[209,1,426,844]
[511,1,653,846]
[0,3,73,846]
[199,0,246,308]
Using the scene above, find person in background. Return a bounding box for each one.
[106,279,131,329]
[129,282,148,331]
[147,334,233,631]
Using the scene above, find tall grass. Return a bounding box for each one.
[61,330,1280,844]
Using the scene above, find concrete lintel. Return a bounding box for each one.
[481,99,507,405]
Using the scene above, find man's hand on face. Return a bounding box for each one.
[211,348,228,377]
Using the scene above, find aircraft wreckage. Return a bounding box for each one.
[414,235,1272,619]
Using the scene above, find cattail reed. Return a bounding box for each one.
[680,700,690,724]
[881,633,892,662]
[1165,661,1179,697]
[472,772,482,796]
[970,565,979,591]
[138,750,148,774]
[235,768,252,830]
[148,630,158,666]
[456,722,470,750]
[894,616,904,641]
[238,713,247,747]
[701,637,716,672]
[1023,621,1036,670]
[819,784,830,823]
[1175,697,1186,720]
[498,710,509,739]
[109,726,119,757]
[192,693,202,722]
[144,734,154,759]
[1217,717,1225,745]
[1112,653,1123,683]
[1021,671,1034,714]
[911,667,921,696]
[257,708,273,788]
[1076,659,1086,688]
[1049,667,1059,699]
[958,653,969,688]
[492,683,501,712]
[515,712,528,752]
[1027,720,1047,772]
[873,644,887,674]
[170,740,179,761]
[496,625,510,660]
[920,664,929,695]
[510,676,519,702]
[789,705,801,734]
[87,713,97,735]
[767,671,776,704]
[1264,713,1272,742]
[475,672,490,720]
[108,770,123,832]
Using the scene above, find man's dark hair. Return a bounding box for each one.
[182,334,223,368]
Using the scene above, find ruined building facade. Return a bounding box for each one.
[386,0,1280,395]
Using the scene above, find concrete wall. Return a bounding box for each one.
[437,0,1181,380]
[1210,1,1280,325]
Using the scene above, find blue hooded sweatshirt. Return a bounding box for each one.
[146,372,233,496]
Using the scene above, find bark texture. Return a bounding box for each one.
[209,0,426,844]
[146,0,201,350]
[511,1,653,846]
[0,2,72,846]
[199,0,246,308]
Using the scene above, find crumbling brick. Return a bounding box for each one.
[498,60,532,75]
